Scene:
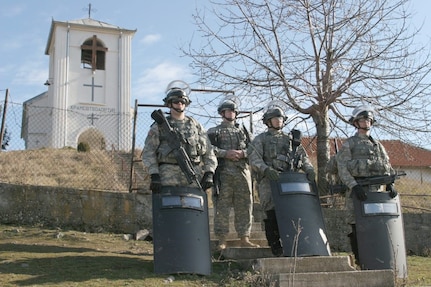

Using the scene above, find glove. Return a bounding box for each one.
[264,167,279,181]
[352,185,367,201]
[386,184,398,198]
[150,174,161,193]
[306,170,316,182]
[200,172,214,190]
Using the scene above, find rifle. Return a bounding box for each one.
[290,129,302,171]
[151,109,202,189]
[330,172,407,194]
[356,172,407,187]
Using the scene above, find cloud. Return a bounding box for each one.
[133,61,193,104]
[140,34,162,45]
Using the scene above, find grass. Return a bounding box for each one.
[0,224,264,287]
[1,224,431,287]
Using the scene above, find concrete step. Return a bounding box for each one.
[277,270,394,287]
[211,239,269,252]
[245,256,356,273]
[219,250,395,287]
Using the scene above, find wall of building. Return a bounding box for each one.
[0,183,429,256]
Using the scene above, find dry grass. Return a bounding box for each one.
[0,148,130,191]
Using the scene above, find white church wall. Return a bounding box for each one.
[22,18,135,151]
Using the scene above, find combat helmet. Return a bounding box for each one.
[217,95,240,114]
[262,100,288,125]
[349,105,375,125]
[163,80,192,106]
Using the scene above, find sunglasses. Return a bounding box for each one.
[171,99,187,105]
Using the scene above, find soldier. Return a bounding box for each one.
[335,104,397,262]
[248,102,315,256]
[142,80,217,191]
[141,80,217,275]
[207,96,259,250]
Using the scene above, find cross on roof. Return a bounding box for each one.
[81,35,108,72]
[85,3,97,18]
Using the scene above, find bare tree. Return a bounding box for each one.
[183,0,431,194]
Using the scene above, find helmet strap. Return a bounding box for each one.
[168,102,185,113]
[354,121,371,131]
[266,120,283,130]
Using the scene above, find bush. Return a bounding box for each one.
[77,142,90,152]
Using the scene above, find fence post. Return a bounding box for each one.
[0,89,9,152]
[129,99,138,192]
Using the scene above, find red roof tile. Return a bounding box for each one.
[301,137,431,168]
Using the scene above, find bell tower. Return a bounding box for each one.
[22,12,136,151]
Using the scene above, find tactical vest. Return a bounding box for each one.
[157,116,205,164]
[262,131,295,171]
[209,123,248,151]
[345,135,390,177]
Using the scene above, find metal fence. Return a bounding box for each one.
[1,99,430,213]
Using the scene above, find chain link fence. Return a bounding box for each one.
[1,99,430,213]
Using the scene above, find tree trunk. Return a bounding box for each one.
[312,109,331,197]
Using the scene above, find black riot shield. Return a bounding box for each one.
[270,172,331,257]
[353,191,407,278]
[152,186,211,275]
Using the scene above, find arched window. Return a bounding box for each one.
[81,35,108,71]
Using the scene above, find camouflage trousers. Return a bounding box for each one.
[256,177,274,213]
[213,165,253,238]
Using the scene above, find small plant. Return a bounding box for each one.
[77,142,90,152]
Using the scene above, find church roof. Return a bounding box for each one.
[67,18,130,29]
[45,18,137,55]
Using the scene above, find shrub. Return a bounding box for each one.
[77,142,90,152]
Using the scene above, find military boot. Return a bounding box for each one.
[239,236,260,248]
[264,211,283,257]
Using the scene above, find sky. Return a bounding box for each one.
[0,0,216,105]
[1,0,431,149]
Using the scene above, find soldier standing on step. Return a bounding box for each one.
[142,80,217,275]
[207,96,260,250]
[335,105,397,263]
[248,101,315,256]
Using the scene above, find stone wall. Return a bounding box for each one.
[1,183,430,255]
[0,183,152,234]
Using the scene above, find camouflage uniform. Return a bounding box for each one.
[142,115,217,187]
[207,121,253,239]
[336,133,393,223]
[248,129,315,212]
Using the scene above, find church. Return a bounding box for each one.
[21,13,136,151]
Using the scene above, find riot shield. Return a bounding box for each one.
[353,191,407,278]
[152,186,211,275]
[270,172,331,257]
